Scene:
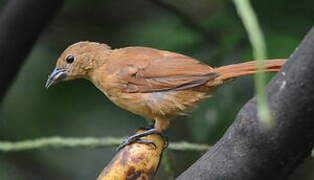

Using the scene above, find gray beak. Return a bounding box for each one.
[45,68,67,88]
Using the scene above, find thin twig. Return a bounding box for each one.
[1,136,313,158]
[148,0,218,45]
[0,136,210,152]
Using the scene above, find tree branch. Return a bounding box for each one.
[177,27,314,180]
[0,0,65,103]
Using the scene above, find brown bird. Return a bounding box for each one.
[45,41,286,149]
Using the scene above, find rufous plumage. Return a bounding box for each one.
[46,41,286,148]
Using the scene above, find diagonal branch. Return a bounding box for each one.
[0,0,65,103]
[148,0,219,45]
[177,27,314,180]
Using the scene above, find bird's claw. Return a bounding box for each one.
[116,136,156,151]
[116,128,169,151]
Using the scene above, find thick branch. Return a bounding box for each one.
[0,0,65,102]
[178,27,314,180]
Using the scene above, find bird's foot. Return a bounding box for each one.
[116,128,168,151]
[139,127,169,149]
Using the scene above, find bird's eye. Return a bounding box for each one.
[66,55,75,64]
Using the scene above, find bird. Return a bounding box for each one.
[45,41,286,149]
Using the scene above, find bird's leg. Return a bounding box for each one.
[117,128,167,151]
[142,122,169,148]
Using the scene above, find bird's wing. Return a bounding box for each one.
[113,47,219,93]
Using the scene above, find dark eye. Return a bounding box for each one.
[66,55,75,63]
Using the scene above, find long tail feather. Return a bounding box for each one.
[213,59,286,81]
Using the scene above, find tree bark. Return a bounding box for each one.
[0,0,66,179]
[0,0,65,102]
[177,27,314,180]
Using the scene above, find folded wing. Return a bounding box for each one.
[114,47,219,93]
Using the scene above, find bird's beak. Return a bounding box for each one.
[45,68,68,88]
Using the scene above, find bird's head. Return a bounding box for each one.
[45,41,111,88]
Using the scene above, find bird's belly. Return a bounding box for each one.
[106,92,153,118]
[106,90,210,120]
[145,90,211,118]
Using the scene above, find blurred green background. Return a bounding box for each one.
[0,0,313,179]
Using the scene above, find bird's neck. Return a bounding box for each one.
[84,48,112,78]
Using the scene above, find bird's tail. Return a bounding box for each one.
[212,59,286,81]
